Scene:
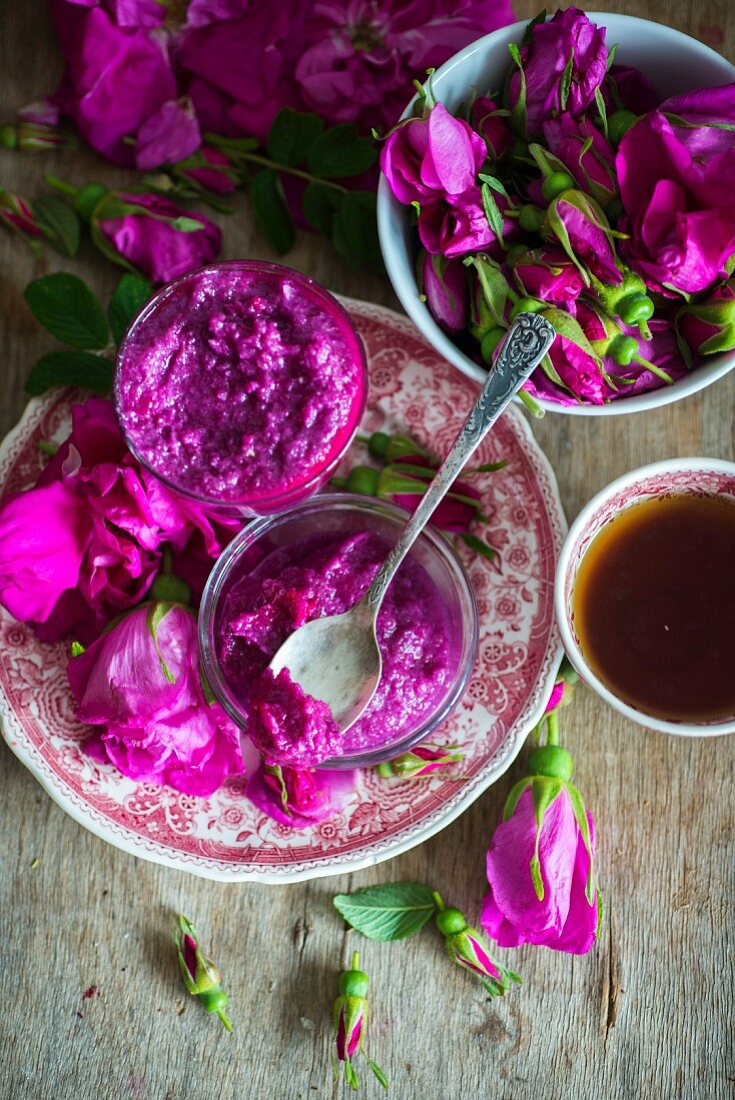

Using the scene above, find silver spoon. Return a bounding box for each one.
[268,312,556,735]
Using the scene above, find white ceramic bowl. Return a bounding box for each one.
[377,14,735,416]
[555,457,735,735]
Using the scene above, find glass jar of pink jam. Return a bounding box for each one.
[114,261,367,514]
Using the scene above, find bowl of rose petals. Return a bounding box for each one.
[377,10,735,414]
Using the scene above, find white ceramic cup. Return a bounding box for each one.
[555,458,735,735]
[376,13,735,416]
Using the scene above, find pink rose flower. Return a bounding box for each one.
[390,453,482,534]
[0,398,238,642]
[95,191,222,284]
[677,277,735,358]
[507,8,607,137]
[69,602,243,796]
[134,97,202,171]
[602,63,660,115]
[296,0,515,134]
[176,147,238,195]
[246,761,358,828]
[418,187,517,259]
[511,247,585,307]
[51,3,177,165]
[616,101,735,296]
[380,103,486,207]
[470,95,512,161]
[482,746,600,954]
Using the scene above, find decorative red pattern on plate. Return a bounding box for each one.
[0,298,566,882]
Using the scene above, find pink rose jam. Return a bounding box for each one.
[115,262,365,507]
[216,529,456,766]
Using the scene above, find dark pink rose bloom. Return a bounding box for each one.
[245,761,358,828]
[420,252,468,332]
[134,97,202,170]
[419,187,517,259]
[69,602,243,796]
[542,114,617,206]
[527,301,609,406]
[470,96,512,160]
[602,63,660,115]
[390,453,482,533]
[0,398,238,642]
[482,785,599,954]
[97,192,221,284]
[296,0,515,134]
[380,103,486,207]
[512,247,585,307]
[677,278,735,357]
[51,4,177,165]
[616,105,735,296]
[105,0,166,28]
[179,0,307,144]
[507,8,607,137]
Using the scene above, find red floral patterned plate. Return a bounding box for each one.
[0,298,566,882]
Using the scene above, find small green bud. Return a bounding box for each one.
[73,182,108,221]
[519,204,544,233]
[366,431,390,459]
[436,907,467,936]
[608,110,638,147]
[339,969,370,998]
[200,988,230,1014]
[528,744,574,781]
[607,334,638,366]
[541,171,575,203]
[480,326,506,363]
[509,297,544,322]
[345,465,380,496]
[617,292,655,325]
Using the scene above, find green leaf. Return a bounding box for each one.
[559,50,574,111]
[31,196,80,258]
[459,532,498,561]
[522,9,548,45]
[25,350,113,396]
[507,43,527,136]
[332,191,381,269]
[333,882,438,941]
[308,124,377,179]
[344,1061,359,1090]
[250,169,296,254]
[146,601,176,683]
[481,182,505,245]
[566,780,595,902]
[541,306,601,362]
[267,108,325,167]
[478,173,511,201]
[169,215,206,232]
[594,86,609,140]
[23,273,109,349]
[107,274,153,345]
[301,181,341,236]
[502,776,532,820]
[469,255,508,327]
[368,1060,389,1091]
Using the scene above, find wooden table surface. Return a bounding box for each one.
[1,3,733,1099]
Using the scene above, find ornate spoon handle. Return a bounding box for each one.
[364,312,556,613]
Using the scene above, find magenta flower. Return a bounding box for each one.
[69,601,243,797]
[0,398,237,642]
[296,0,515,134]
[50,3,176,165]
[174,914,233,1030]
[420,252,468,332]
[134,97,202,171]
[677,277,735,358]
[380,103,486,207]
[419,187,517,259]
[542,114,617,207]
[602,63,660,115]
[481,745,600,954]
[546,191,622,287]
[179,1,307,144]
[507,8,607,137]
[0,191,44,239]
[434,896,521,997]
[332,952,387,1091]
[175,146,238,196]
[511,247,585,308]
[389,453,483,534]
[470,96,512,161]
[616,103,735,296]
[94,191,222,284]
[245,760,358,828]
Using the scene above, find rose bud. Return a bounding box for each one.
[0,189,44,239]
[470,95,512,160]
[419,250,468,332]
[174,915,233,1031]
[433,893,521,997]
[375,743,464,779]
[482,743,601,954]
[246,761,358,828]
[380,102,486,206]
[332,952,388,1091]
[676,278,735,360]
